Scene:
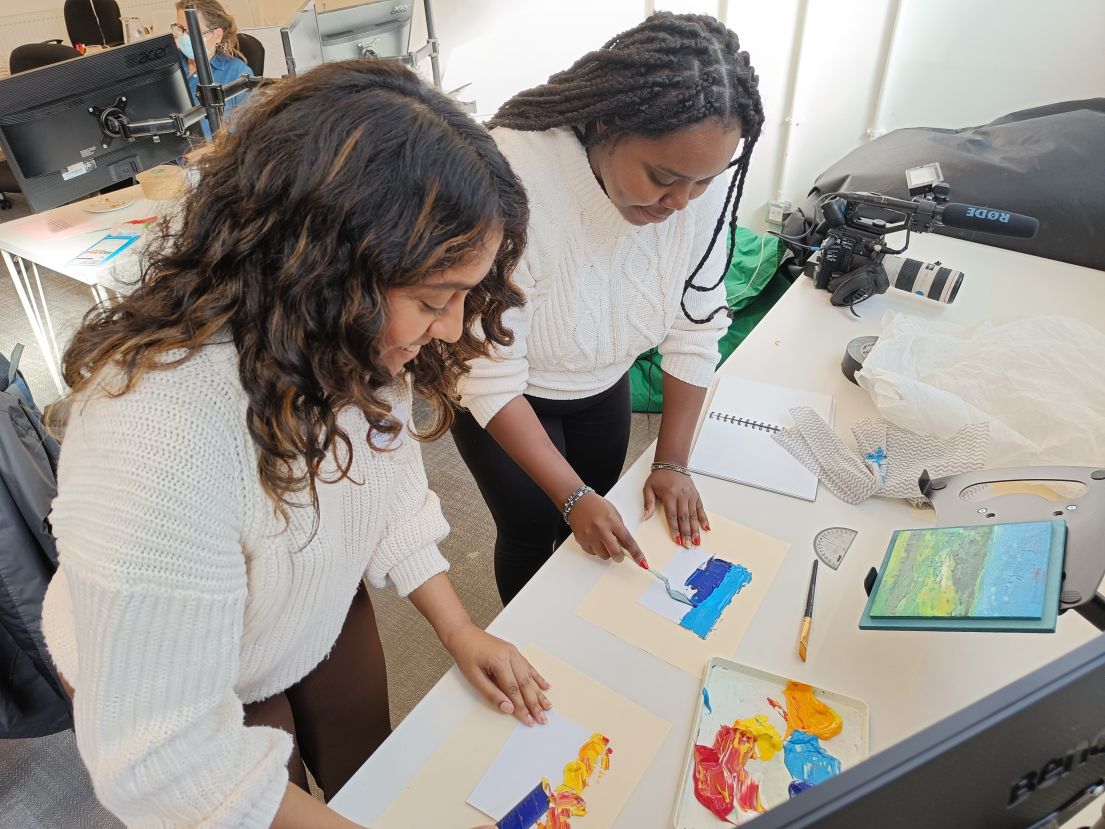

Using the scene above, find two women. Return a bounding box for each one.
[45,10,764,826]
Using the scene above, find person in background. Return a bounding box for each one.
[41,61,538,829]
[172,0,253,136]
[453,12,765,604]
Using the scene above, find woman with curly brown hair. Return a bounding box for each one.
[41,61,541,829]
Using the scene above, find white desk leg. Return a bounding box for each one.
[2,250,66,396]
[91,282,111,305]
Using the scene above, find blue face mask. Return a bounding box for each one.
[175,32,197,60]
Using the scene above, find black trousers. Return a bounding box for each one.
[451,374,632,605]
[242,583,391,800]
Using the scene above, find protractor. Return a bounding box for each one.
[813,526,858,570]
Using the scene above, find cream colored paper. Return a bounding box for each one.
[576,512,789,677]
[374,645,671,828]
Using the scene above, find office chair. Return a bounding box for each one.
[9,42,81,74]
[63,0,124,48]
[237,32,265,76]
[1,41,83,209]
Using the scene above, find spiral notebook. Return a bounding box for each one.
[688,376,835,501]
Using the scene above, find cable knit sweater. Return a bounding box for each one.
[40,340,450,828]
[458,126,731,427]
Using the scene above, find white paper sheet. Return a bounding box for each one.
[466,710,591,820]
[637,547,715,622]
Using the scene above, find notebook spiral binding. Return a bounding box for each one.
[707,411,782,433]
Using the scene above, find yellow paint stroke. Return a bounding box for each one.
[780,681,842,740]
[537,733,613,829]
[734,714,784,761]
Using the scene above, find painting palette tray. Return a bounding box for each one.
[672,658,869,828]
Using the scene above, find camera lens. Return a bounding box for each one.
[883,255,964,304]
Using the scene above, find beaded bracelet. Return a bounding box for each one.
[561,484,594,523]
[651,461,691,476]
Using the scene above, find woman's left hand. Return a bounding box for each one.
[643,469,710,548]
[443,623,552,726]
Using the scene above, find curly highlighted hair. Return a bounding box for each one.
[63,60,527,514]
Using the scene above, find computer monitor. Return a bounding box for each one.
[282,0,324,76]
[315,0,412,62]
[746,633,1105,828]
[0,34,196,212]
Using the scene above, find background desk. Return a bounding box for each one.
[331,234,1105,826]
[0,184,156,394]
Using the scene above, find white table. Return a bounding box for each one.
[330,233,1105,827]
[0,184,157,394]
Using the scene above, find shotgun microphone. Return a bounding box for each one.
[938,203,1040,238]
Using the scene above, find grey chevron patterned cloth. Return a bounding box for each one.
[773,407,990,506]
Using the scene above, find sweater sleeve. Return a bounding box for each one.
[456,257,537,428]
[658,179,733,388]
[47,373,291,829]
[358,394,451,597]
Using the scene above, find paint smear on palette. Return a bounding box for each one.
[536,734,613,829]
[640,550,753,640]
[692,681,844,823]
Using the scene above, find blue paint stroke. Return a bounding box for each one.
[787,780,814,798]
[783,730,841,785]
[864,446,887,467]
[496,781,549,829]
[679,562,752,640]
[685,556,732,606]
[973,522,1051,618]
[865,446,888,486]
[702,687,712,713]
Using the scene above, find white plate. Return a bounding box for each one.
[672,657,870,828]
[82,195,137,213]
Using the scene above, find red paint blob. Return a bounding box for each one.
[692,724,764,822]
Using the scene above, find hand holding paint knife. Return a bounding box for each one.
[631,556,694,606]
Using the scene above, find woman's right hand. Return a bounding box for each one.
[567,492,648,567]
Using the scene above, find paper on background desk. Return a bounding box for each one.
[577,512,789,676]
[373,645,670,828]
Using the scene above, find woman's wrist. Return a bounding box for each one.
[650,461,691,475]
[561,484,595,523]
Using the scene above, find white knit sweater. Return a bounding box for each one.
[41,340,450,828]
[458,126,731,427]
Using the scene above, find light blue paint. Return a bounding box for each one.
[865,446,889,486]
[679,563,752,639]
[702,687,712,713]
[973,521,1051,618]
[864,446,887,467]
[783,730,841,785]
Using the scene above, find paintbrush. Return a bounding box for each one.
[798,559,818,662]
[632,557,694,606]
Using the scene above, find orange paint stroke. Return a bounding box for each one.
[781,681,842,740]
[537,733,613,829]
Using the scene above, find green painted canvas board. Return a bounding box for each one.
[859,520,1066,633]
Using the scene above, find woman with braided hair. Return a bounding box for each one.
[453,12,765,603]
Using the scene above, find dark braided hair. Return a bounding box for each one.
[488,12,765,324]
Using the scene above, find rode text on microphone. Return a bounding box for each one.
[800,163,1039,310]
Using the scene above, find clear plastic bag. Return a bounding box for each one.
[856,313,1105,468]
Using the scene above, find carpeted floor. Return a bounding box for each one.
[0,193,660,826]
